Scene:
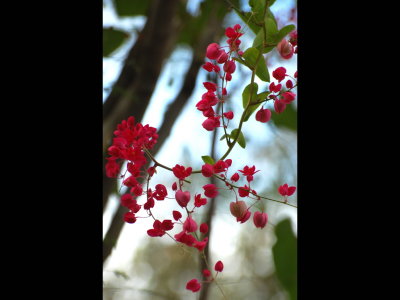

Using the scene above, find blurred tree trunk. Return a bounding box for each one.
[103,0,230,266]
[103,0,180,213]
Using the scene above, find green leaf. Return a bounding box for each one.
[113,0,149,17]
[277,24,296,41]
[219,134,228,141]
[272,102,297,131]
[272,218,297,300]
[242,47,270,82]
[231,129,246,148]
[252,16,279,54]
[242,82,258,109]
[243,91,270,122]
[103,27,129,57]
[233,9,261,35]
[201,155,215,165]
[249,0,265,23]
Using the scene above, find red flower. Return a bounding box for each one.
[223,111,234,120]
[194,194,207,207]
[203,184,219,198]
[193,237,208,251]
[214,260,224,272]
[230,172,240,182]
[278,183,296,196]
[172,164,192,180]
[253,211,268,228]
[154,184,168,200]
[272,67,287,82]
[213,160,228,174]
[238,184,250,197]
[269,82,282,93]
[202,116,220,131]
[238,165,259,182]
[171,182,177,191]
[105,158,120,178]
[289,30,298,46]
[175,190,191,208]
[172,210,182,221]
[203,269,211,277]
[147,220,166,237]
[286,79,293,89]
[123,212,137,224]
[203,81,217,91]
[120,194,134,208]
[186,279,201,293]
[183,216,198,233]
[201,163,214,177]
[200,223,209,234]
[223,60,236,73]
[202,62,214,72]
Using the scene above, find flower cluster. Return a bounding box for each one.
[105,18,298,297]
[197,24,244,131]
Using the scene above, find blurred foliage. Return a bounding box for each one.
[103,27,130,57]
[271,103,297,131]
[273,218,297,300]
[112,0,150,17]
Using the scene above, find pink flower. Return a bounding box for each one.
[202,116,220,131]
[255,108,272,123]
[237,210,251,223]
[217,50,229,64]
[277,39,294,59]
[203,184,219,198]
[274,99,286,114]
[206,43,221,60]
[175,190,191,207]
[229,201,248,219]
[186,279,201,293]
[183,216,198,233]
[214,260,224,272]
[281,91,296,104]
[223,60,236,73]
[253,211,268,228]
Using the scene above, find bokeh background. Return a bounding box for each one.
[103,0,297,299]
